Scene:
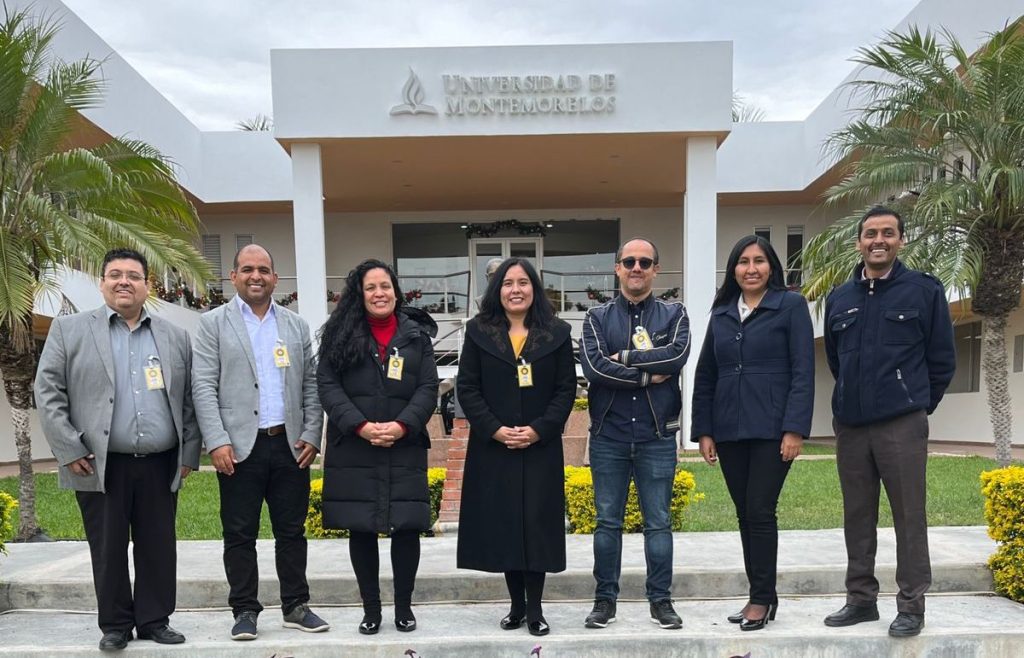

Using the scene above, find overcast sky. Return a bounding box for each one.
[60,0,924,130]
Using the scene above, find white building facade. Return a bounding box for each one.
[3,0,1024,462]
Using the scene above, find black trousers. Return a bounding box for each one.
[835,410,930,614]
[76,449,178,634]
[218,434,311,617]
[349,530,421,613]
[716,439,793,606]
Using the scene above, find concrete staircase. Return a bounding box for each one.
[1,526,1021,656]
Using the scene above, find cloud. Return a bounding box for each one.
[62,0,921,128]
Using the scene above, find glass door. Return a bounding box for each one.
[468,237,542,310]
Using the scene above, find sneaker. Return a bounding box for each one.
[650,599,682,629]
[584,599,617,629]
[283,603,330,633]
[231,611,258,641]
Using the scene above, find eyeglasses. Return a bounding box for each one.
[104,271,145,282]
[617,257,655,270]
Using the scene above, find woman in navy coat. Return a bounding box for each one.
[691,235,814,631]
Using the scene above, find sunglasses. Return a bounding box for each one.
[617,257,655,270]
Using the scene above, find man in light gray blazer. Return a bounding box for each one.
[35,248,200,652]
[192,244,327,641]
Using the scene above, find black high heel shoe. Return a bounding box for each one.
[500,612,525,630]
[740,603,777,631]
[727,603,749,624]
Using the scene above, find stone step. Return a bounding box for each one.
[1,596,1023,657]
[0,527,996,611]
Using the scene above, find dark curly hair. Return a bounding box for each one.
[476,257,554,329]
[318,258,404,370]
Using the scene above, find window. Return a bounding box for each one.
[754,226,772,244]
[1014,334,1024,373]
[785,225,804,287]
[948,321,982,393]
[393,223,470,314]
[201,234,222,280]
[235,234,253,252]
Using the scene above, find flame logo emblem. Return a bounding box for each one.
[390,68,438,116]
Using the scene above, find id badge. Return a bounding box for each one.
[144,356,165,390]
[631,326,653,351]
[387,349,405,381]
[273,341,291,368]
[517,359,534,388]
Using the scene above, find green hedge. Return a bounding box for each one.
[982,466,1024,602]
[0,491,15,553]
[306,467,446,539]
[564,466,702,534]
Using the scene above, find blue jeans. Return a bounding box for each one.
[589,435,677,602]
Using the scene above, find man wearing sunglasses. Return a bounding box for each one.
[580,237,691,631]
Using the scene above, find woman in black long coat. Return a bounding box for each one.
[317,259,439,635]
[456,257,577,636]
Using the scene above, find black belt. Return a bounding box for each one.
[109,448,175,458]
[257,424,287,437]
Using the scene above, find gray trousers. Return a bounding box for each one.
[834,409,930,614]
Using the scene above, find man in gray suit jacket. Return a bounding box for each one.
[35,248,201,652]
[192,244,327,640]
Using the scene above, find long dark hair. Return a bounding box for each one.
[318,258,404,370]
[712,235,786,308]
[477,257,554,329]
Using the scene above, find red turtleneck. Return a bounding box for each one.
[368,313,397,362]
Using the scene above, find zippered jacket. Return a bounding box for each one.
[824,259,956,427]
[581,294,690,438]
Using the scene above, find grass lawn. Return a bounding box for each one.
[0,456,997,540]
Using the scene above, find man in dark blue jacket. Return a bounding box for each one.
[580,237,690,630]
[822,207,956,638]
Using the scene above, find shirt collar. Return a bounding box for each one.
[235,294,276,320]
[106,305,150,326]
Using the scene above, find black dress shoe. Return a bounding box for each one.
[358,614,381,635]
[395,617,417,632]
[138,625,185,644]
[823,603,880,627]
[528,618,550,636]
[500,612,525,630]
[727,609,745,624]
[98,630,132,651]
[888,612,924,637]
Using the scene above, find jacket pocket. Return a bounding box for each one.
[882,309,922,345]
[829,311,859,353]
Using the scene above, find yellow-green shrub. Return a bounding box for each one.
[981,466,1024,602]
[306,468,447,539]
[564,466,701,534]
[0,491,17,554]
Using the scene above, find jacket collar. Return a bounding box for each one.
[466,316,571,364]
[852,258,906,285]
[712,288,786,322]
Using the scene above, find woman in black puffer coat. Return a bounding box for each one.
[317,259,439,636]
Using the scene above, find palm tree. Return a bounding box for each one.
[236,114,273,131]
[1,6,211,539]
[802,21,1024,466]
[732,91,766,122]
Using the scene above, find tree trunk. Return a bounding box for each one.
[0,333,42,540]
[981,315,1014,467]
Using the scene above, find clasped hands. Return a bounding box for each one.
[358,421,406,449]
[493,425,540,449]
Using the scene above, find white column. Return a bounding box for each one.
[683,136,718,442]
[291,143,328,339]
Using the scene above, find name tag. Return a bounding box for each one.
[387,350,405,380]
[632,326,653,351]
[517,359,534,388]
[144,365,165,390]
[273,341,291,368]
